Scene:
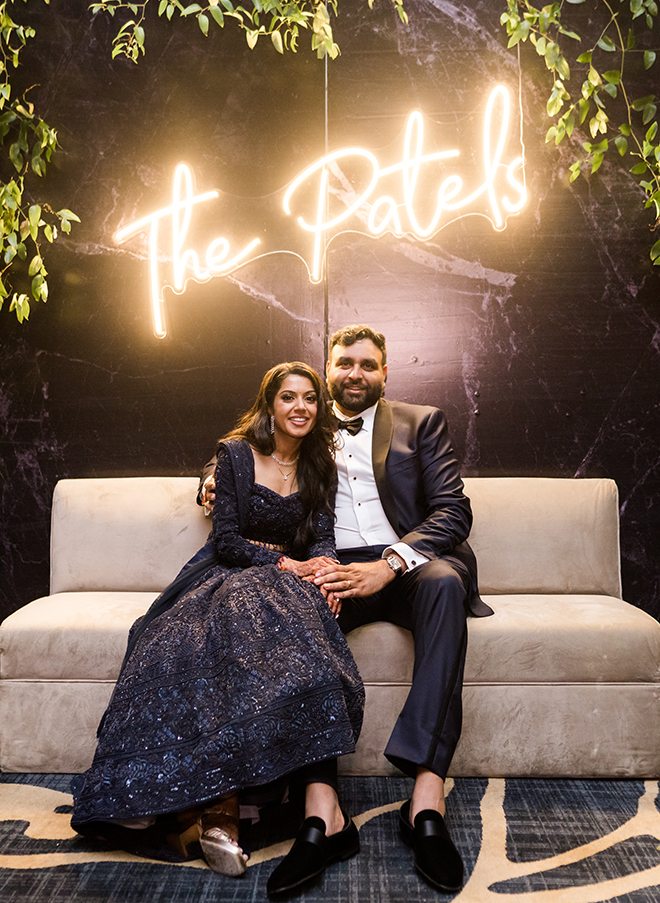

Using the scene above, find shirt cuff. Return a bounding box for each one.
[383,542,429,572]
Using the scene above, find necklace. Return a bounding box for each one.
[271,452,298,481]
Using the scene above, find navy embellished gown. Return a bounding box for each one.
[71,439,364,825]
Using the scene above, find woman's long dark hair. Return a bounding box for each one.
[221,362,337,554]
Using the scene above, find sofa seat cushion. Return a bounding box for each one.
[347,595,660,686]
[0,593,156,681]
[4,592,659,688]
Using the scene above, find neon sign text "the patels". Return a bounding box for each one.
[115,85,526,338]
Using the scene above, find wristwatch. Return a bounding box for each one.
[385,554,404,577]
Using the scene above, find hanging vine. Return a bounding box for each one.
[0,0,79,324]
[500,0,660,264]
[90,0,408,61]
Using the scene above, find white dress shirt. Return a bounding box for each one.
[333,402,428,571]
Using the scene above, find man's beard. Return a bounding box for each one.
[328,378,384,413]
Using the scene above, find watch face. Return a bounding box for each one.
[387,556,402,573]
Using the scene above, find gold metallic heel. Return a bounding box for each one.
[168,794,247,875]
[201,794,247,876]
[200,825,247,876]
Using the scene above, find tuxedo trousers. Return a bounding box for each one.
[337,547,470,780]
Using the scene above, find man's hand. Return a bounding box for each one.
[200,476,215,515]
[313,558,399,601]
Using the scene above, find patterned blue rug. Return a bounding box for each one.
[2,773,660,902]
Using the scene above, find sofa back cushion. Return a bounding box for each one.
[49,475,622,597]
[463,477,622,597]
[50,477,210,593]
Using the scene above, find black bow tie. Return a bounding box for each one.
[337,417,364,436]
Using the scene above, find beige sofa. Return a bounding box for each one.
[1,476,659,777]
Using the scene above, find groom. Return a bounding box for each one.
[199,323,491,893]
[312,324,492,892]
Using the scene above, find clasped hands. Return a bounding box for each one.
[279,556,398,617]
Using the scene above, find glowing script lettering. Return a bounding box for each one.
[115,164,260,337]
[115,85,526,337]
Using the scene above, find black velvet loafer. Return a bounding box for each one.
[267,810,360,898]
[399,799,464,893]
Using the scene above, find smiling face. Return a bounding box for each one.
[269,374,318,442]
[326,338,387,416]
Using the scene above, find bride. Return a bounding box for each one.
[71,361,364,898]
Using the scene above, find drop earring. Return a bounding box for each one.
[270,414,275,435]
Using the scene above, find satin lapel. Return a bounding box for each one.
[372,400,400,534]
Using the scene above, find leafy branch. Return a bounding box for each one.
[89,0,408,61]
[500,0,660,264]
[0,0,80,324]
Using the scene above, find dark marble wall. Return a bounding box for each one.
[1,1,658,621]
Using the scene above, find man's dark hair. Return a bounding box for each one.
[329,324,387,366]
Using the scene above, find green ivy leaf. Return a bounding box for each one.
[597,35,616,52]
[557,55,570,80]
[578,98,590,123]
[210,5,224,25]
[544,41,560,68]
[643,103,657,124]
[198,12,209,34]
[651,238,660,263]
[644,51,657,69]
[564,111,575,137]
[577,51,592,63]
[632,94,655,111]
[615,134,628,155]
[11,293,30,322]
[57,209,81,223]
[28,254,42,277]
[9,141,23,171]
[271,29,283,54]
[507,27,524,48]
[631,161,648,173]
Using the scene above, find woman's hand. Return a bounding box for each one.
[278,556,338,579]
[278,556,343,616]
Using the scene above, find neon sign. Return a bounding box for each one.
[115,84,526,338]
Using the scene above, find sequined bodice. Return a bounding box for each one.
[242,484,302,548]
